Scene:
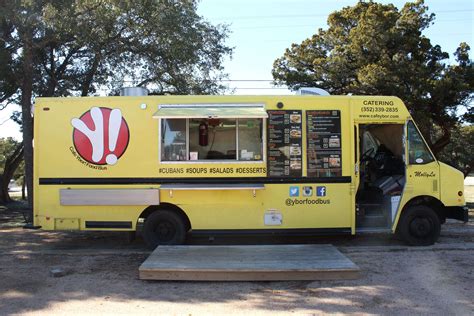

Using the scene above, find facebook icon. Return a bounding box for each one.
[316,186,326,197]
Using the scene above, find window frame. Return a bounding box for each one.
[158,117,266,164]
[406,120,436,165]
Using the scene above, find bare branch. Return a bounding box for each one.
[0,100,13,111]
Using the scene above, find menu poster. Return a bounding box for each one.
[267,110,303,177]
[306,110,342,177]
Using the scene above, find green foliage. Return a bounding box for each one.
[0,0,232,99]
[437,125,474,176]
[272,0,473,155]
[0,137,24,203]
[0,137,23,182]
[0,138,18,174]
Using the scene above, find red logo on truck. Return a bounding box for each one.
[71,107,129,165]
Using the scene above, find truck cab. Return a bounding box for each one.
[355,115,467,245]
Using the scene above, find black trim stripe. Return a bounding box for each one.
[191,228,352,236]
[85,221,132,229]
[39,176,351,185]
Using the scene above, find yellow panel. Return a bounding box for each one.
[35,185,152,230]
[54,218,80,230]
[439,162,465,206]
[159,183,351,229]
[351,96,410,123]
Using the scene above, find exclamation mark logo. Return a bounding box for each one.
[106,109,122,165]
[72,107,130,166]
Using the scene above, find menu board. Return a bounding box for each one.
[306,110,342,177]
[267,110,303,177]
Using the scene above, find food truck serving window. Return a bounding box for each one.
[155,104,267,162]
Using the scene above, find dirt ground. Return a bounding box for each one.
[0,201,473,315]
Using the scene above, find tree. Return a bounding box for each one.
[0,0,232,211]
[272,0,473,159]
[437,125,474,177]
[0,138,24,204]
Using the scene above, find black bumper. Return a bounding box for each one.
[444,206,469,222]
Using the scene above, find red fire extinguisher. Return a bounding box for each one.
[199,121,208,146]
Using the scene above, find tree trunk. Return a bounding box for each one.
[20,30,35,218]
[22,175,26,200]
[0,143,24,204]
[430,128,451,156]
[81,52,101,96]
[0,175,8,204]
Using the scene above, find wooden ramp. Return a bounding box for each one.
[139,244,360,281]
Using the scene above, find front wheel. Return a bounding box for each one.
[397,205,441,246]
[143,210,187,249]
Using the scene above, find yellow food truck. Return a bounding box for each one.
[33,93,468,247]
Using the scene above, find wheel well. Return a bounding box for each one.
[402,196,445,223]
[138,203,191,231]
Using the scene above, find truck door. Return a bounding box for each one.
[402,120,439,205]
[353,125,360,232]
[356,123,406,230]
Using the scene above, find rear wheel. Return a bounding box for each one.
[398,205,440,246]
[143,210,186,249]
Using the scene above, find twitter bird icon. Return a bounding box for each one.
[289,186,299,197]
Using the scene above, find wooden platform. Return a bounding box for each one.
[139,244,360,281]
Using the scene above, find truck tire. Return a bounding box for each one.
[143,210,186,249]
[398,205,440,246]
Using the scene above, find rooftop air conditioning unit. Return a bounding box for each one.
[120,87,149,96]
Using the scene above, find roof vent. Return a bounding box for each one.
[120,87,149,96]
[297,87,330,96]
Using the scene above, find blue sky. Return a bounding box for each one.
[0,0,473,140]
[197,0,473,94]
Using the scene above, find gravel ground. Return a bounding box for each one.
[0,201,473,315]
